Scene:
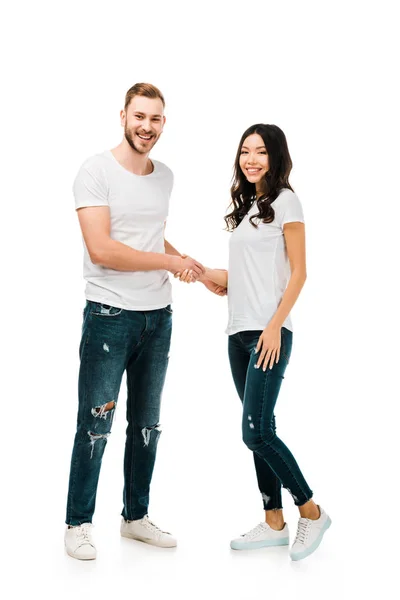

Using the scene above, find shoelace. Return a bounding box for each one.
[143,516,169,536]
[76,524,93,545]
[241,523,266,540]
[294,519,310,545]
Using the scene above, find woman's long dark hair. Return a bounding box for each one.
[224,124,294,231]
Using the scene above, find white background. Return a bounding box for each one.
[1,1,399,598]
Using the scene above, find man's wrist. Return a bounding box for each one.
[164,254,174,271]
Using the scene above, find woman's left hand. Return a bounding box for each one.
[255,324,282,371]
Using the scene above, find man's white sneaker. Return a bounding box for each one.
[290,506,332,561]
[230,522,290,550]
[64,523,97,560]
[120,515,177,548]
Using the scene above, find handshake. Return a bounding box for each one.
[167,254,227,297]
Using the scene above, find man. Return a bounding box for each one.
[65,83,225,560]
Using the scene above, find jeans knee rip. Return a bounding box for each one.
[87,431,110,459]
[91,401,116,420]
[141,424,162,447]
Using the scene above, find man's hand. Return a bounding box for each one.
[172,254,201,283]
[167,255,205,281]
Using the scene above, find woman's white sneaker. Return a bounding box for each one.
[290,506,332,561]
[230,522,290,550]
[64,523,97,560]
[120,515,177,548]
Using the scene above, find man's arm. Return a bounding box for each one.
[78,207,204,276]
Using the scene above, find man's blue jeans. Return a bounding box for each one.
[228,328,313,509]
[66,301,172,526]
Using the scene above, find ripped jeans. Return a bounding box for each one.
[228,328,313,510]
[66,301,172,526]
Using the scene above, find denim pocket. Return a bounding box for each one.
[91,302,123,317]
[163,305,173,315]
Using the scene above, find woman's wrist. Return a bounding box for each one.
[268,317,283,330]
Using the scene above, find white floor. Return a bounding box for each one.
[5,501,397,600]
[5,411,398,600]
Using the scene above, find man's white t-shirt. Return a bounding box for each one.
[226,189,305,335]
[73,150,173,310]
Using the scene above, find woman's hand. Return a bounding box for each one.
[201,278,227,296]
[255,324,282,371]
[174,268,195,283]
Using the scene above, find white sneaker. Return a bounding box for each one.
[290,506,332,561]
[64,523,97,560]
[120,515,177,548]
[230,522,290,550]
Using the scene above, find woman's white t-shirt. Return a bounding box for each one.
[226,189,304,335]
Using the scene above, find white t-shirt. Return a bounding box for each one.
[226,189,305,335]
[73,150,173,310]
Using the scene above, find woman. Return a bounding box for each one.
[177,124,331,561]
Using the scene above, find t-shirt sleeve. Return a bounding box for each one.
[73,160,109,209]
[276,190,304,228]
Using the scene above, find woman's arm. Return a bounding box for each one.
[200,267,228,288]
[255,221,306,371]
[269,221,307,328]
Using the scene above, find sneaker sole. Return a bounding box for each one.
[230,537,290,550]
[120,531,177,548]
[290,516,332,561]
[65,546,96,560]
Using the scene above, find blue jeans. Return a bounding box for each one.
[66,301,172,526]
[228,328,313,509]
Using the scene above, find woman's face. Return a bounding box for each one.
[239,133,270,184]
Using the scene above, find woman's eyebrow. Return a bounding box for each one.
[241,145,266,150]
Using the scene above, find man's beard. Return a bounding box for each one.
[124,126,156,154]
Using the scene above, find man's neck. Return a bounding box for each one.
[111,140,153,176]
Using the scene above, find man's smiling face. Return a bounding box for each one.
[122,95,165,154]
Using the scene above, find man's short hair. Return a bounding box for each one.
[124,83,165,111]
